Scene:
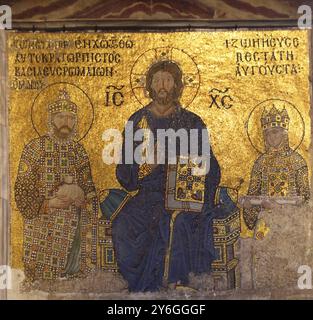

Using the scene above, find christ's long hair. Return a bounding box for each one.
[145,61,184,105]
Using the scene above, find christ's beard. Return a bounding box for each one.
[152,88,176,105]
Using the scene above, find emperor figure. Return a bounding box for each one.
[243,105,310,230]
[112,60,222,292]
[15,90,99,281]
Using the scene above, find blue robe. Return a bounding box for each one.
[112,105,221,292]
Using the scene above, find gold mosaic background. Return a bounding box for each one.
[8,30,311,269]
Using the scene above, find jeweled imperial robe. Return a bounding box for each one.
[15,134,99,281]
[112,104,222,292]
[243,147,310,230]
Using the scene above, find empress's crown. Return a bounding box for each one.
[261,105,290,130]
[48,89,77,114]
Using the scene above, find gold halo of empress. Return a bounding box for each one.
[246,98,305,154]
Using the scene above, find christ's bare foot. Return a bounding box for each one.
[168,283,176,290]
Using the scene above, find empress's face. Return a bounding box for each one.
[265,127,286,149]
[51,111,76,139]
[151,71,175,103]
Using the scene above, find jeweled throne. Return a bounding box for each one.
[97,186,241,290]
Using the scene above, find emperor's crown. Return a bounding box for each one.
[261,105,290,130]
[48,89,77,114]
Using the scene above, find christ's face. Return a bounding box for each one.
[265,127,287,149]
[151,71,175,105]
[51,111,76,139]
